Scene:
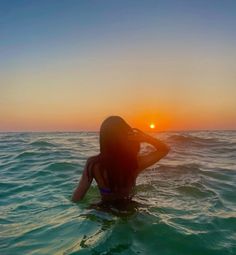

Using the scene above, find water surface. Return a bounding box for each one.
[0,131,236,254]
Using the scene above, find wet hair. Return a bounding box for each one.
[97,116,140,192]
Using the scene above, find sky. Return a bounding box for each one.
[1,0,236,131]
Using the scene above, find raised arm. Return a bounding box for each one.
[131,129,170,173]
[72,159,93,202]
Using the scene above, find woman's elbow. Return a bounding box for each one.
[72,195,79,203]
[72,191,83,203]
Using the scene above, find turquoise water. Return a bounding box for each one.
[0,131,236,255]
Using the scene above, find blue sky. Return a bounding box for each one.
[1,0,235,65]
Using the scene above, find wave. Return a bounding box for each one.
[176,185,212,198]
[15,151,39,159]
[157,163,202,173]
[29,140,56,147]
[214,147,236,153]
[47,162,79,171]
[0,138,26,144]
[167,134,221,146]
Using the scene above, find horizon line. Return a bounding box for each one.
[0,128,235,133]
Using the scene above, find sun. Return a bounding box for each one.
[149,123,155,129]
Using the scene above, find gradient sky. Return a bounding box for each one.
[1,0,236,131]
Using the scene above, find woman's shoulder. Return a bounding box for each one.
[86,155,100,166]
[85,155,100,178]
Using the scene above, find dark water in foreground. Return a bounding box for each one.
[0,131,236,255]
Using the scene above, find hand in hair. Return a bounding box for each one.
[128,128,151,143]
[129,128,170,173]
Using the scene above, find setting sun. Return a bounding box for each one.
[149,123,155,129]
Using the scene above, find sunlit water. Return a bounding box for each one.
[0,131,236,255]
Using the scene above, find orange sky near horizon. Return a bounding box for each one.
[1,48,236,132]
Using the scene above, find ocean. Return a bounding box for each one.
[0,131,235,255]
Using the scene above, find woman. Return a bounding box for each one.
[72,116,170,205]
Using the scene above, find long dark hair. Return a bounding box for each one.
[95,116,140,192]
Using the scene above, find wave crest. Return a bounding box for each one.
[29,140,56,147]
[167,134,219,145]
